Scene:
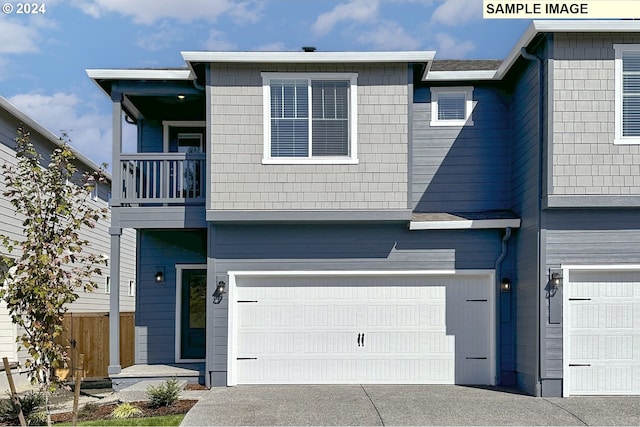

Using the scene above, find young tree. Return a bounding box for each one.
[0,126,108,425]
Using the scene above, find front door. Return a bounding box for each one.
[179,268,206,360]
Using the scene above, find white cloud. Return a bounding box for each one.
[431,0,481,26]
[6,92,129,169]
[203,29,237,51]
[0,19,43,54]
[72,0,262,25]
[136,21,182,51]
[312,0,380,36]
[435,32,475,58]
[356,21,421,51]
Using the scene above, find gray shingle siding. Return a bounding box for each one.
[208,63,408,211]
[552,33,640,198]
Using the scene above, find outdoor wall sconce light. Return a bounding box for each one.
[550,270,563,290]
[500,278,512,292]
[213,280,226,304]
[154,266,165,283]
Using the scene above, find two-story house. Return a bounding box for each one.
[89,20,640,397]
[0,95,137,382]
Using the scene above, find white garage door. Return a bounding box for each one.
[229,274,494,385]
[566,270,640,395]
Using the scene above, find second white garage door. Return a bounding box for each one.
[228,273,494,385]
[565,269,640,395]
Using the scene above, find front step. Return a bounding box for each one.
[110,365,203,391]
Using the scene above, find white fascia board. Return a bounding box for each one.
[86,69,193,80]
[228,269,495,278]
[0,96,111,180]
[182,51,435,64]
[561,264,640,271]
[409,218,521,230]
[425,70,497,81]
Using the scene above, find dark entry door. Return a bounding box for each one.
[180,269,206,360]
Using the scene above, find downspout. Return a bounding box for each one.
[494,227,512,386]
[520,46,544,396]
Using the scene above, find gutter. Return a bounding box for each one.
[520,47,544,397]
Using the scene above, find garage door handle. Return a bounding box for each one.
[237,357,257,360]
[357,333,361,347]
[466,299,487,302]
[362,333,365,347]
[568,298,591,301]
[569,364,591,367]
[466,357,487,360]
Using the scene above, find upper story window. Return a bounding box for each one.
[614,45,640,144]
[430,86,474,127]
[262,72,358,164]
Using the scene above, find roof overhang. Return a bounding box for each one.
[409,212,521,230]
[86,69,194,98]
[425,20,640,82]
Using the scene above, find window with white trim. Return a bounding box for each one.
[105,276,110,294]
[262,72,358,164]
[430,86,474,127]
[615,44,640,144]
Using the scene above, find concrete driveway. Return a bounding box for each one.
[180,385,640,426]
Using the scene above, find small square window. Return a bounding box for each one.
[105,276,111,294]
[430,87,474,127]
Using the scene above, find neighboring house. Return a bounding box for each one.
[0,96,137,377]
[88,20,640,397]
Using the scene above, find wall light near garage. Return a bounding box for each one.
[155,266,165,283]
[213,280,226,304]
[500,278,512,292]
[550,270,563,290]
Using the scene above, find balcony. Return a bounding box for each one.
[114,153,206,206]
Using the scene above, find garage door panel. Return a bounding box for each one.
[567,271,640,395]
[233,275,493,385]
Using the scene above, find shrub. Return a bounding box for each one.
[110,402,143,419]
[78,402,99,420]
[146,379,181,408]
[0,390,45,425]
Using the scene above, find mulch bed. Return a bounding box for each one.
[49,400,197,423]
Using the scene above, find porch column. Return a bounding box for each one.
[111,92,122,207]
[108,227,122,375]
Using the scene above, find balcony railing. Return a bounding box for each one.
[117,153,206,206]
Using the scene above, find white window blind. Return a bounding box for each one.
[312,80,349,156]
[623,51,640,137]
[437,92,466,121]
[270,79,309,157]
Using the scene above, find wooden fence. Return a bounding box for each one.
[55,312,135,380]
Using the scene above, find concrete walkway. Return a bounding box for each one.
[180,385,640,426]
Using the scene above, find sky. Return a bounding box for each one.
[0,0,532,169]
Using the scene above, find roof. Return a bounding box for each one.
[426,19,640,82]
[0,96,111,181]
[430,60,503,72]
